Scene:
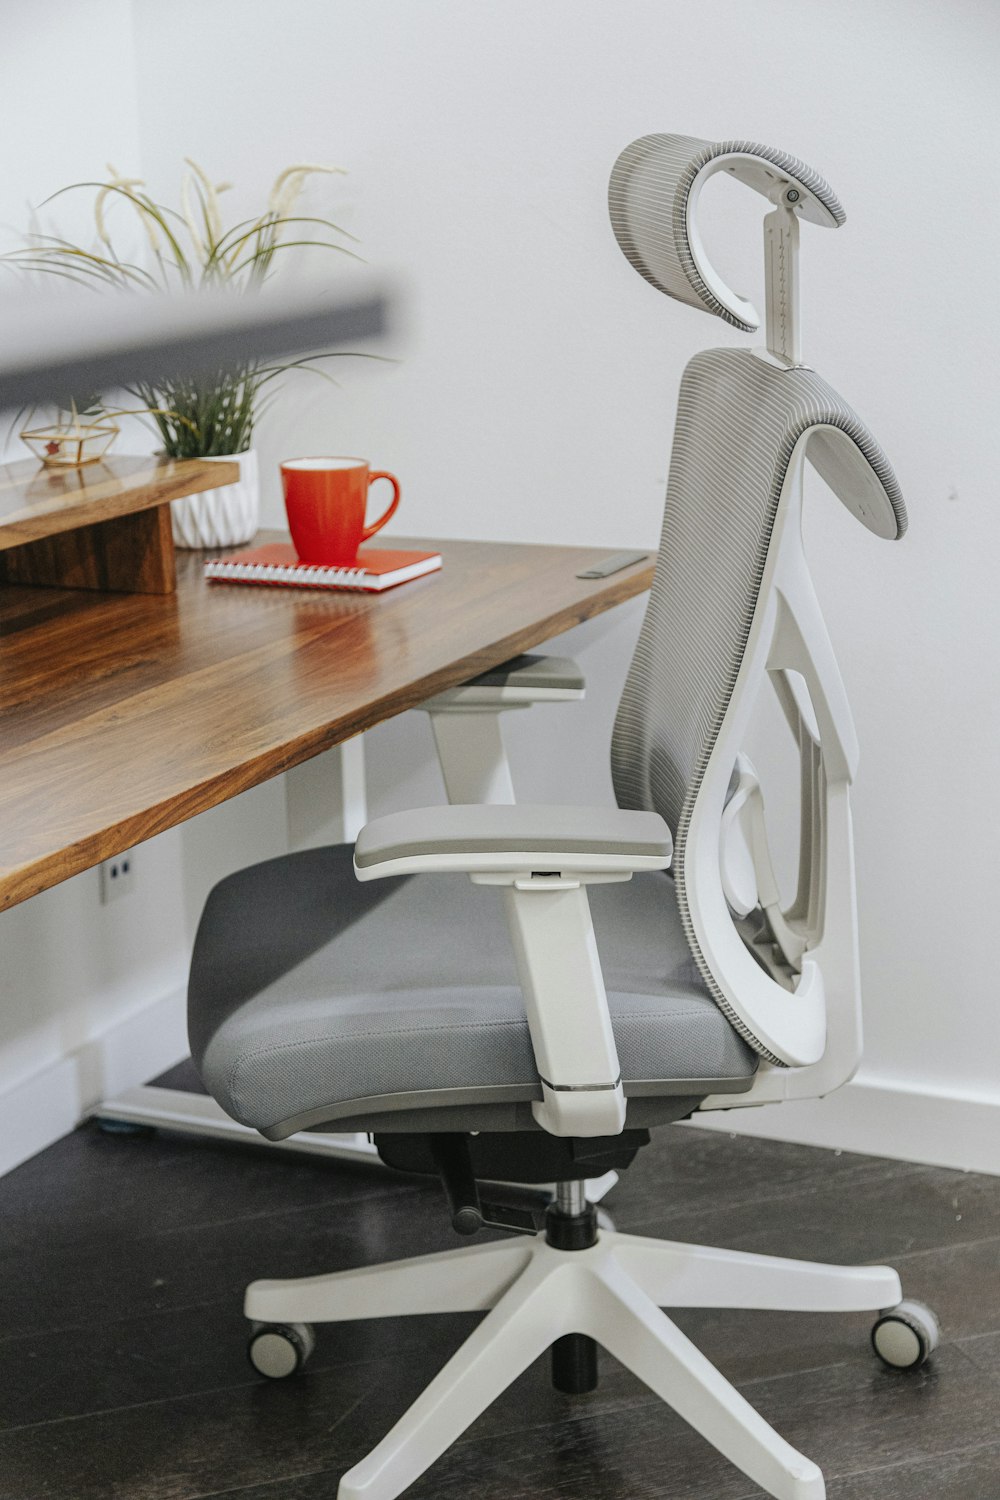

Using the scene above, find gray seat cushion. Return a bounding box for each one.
[189,845,756,1138]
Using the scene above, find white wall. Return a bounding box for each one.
[2,2,998,1173]
[0,6,142,252]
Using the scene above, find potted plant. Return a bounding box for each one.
[4,160,361,546]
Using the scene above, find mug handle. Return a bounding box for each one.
[362,471,401,542]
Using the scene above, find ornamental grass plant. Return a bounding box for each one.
[3,160,366,456]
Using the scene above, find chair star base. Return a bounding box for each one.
[244,1225,902,1500]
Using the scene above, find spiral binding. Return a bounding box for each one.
[205,559,370,589]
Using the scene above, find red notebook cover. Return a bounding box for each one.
[204,542,442,593]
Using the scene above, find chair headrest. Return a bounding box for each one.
[609,134,845,331]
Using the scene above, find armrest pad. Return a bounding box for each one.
[469,654,584,693]
[421,654,584,709]
[354,803,672,878]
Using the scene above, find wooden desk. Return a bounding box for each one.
[0,533,654,913]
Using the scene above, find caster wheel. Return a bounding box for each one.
[872,1300,939,1370]
[247,1321,315,1379]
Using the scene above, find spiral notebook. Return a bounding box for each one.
[204,542,442,593]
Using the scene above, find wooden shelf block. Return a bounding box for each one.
[0,453,238,595]
[0,503,176,594]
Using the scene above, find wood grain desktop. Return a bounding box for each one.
[0,532,654,911]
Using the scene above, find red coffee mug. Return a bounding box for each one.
[280,456,401,566]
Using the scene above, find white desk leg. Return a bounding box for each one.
[285,735,368,850]
[92,739,377,1164]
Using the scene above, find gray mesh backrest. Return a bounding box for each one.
[611,347,906,1051]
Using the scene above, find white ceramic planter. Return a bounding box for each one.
[171,449,260,549]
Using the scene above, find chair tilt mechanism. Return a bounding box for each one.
[187,133,937,1500]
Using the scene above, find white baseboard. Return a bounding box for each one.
[693,1071,1000,1176]
[0,986,188,1178]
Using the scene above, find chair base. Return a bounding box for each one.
[245,1227,902,1500]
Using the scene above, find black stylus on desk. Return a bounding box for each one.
[576,550,649,579]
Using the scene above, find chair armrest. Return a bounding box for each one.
[420,656,586,805]
[354,803,672,880]
[354,803,671,1137]
[421,654,585,710]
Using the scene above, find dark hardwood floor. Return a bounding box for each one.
[1,1065,999,1499]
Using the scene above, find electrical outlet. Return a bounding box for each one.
[100,851,136,904]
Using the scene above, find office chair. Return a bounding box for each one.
[187,134,938,1500]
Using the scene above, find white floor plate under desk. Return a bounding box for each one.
[89,1086,619,1200]
[90,1086,381,1162]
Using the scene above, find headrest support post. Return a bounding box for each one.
[763,194,802,366]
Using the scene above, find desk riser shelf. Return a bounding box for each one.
[0,454,238,595]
